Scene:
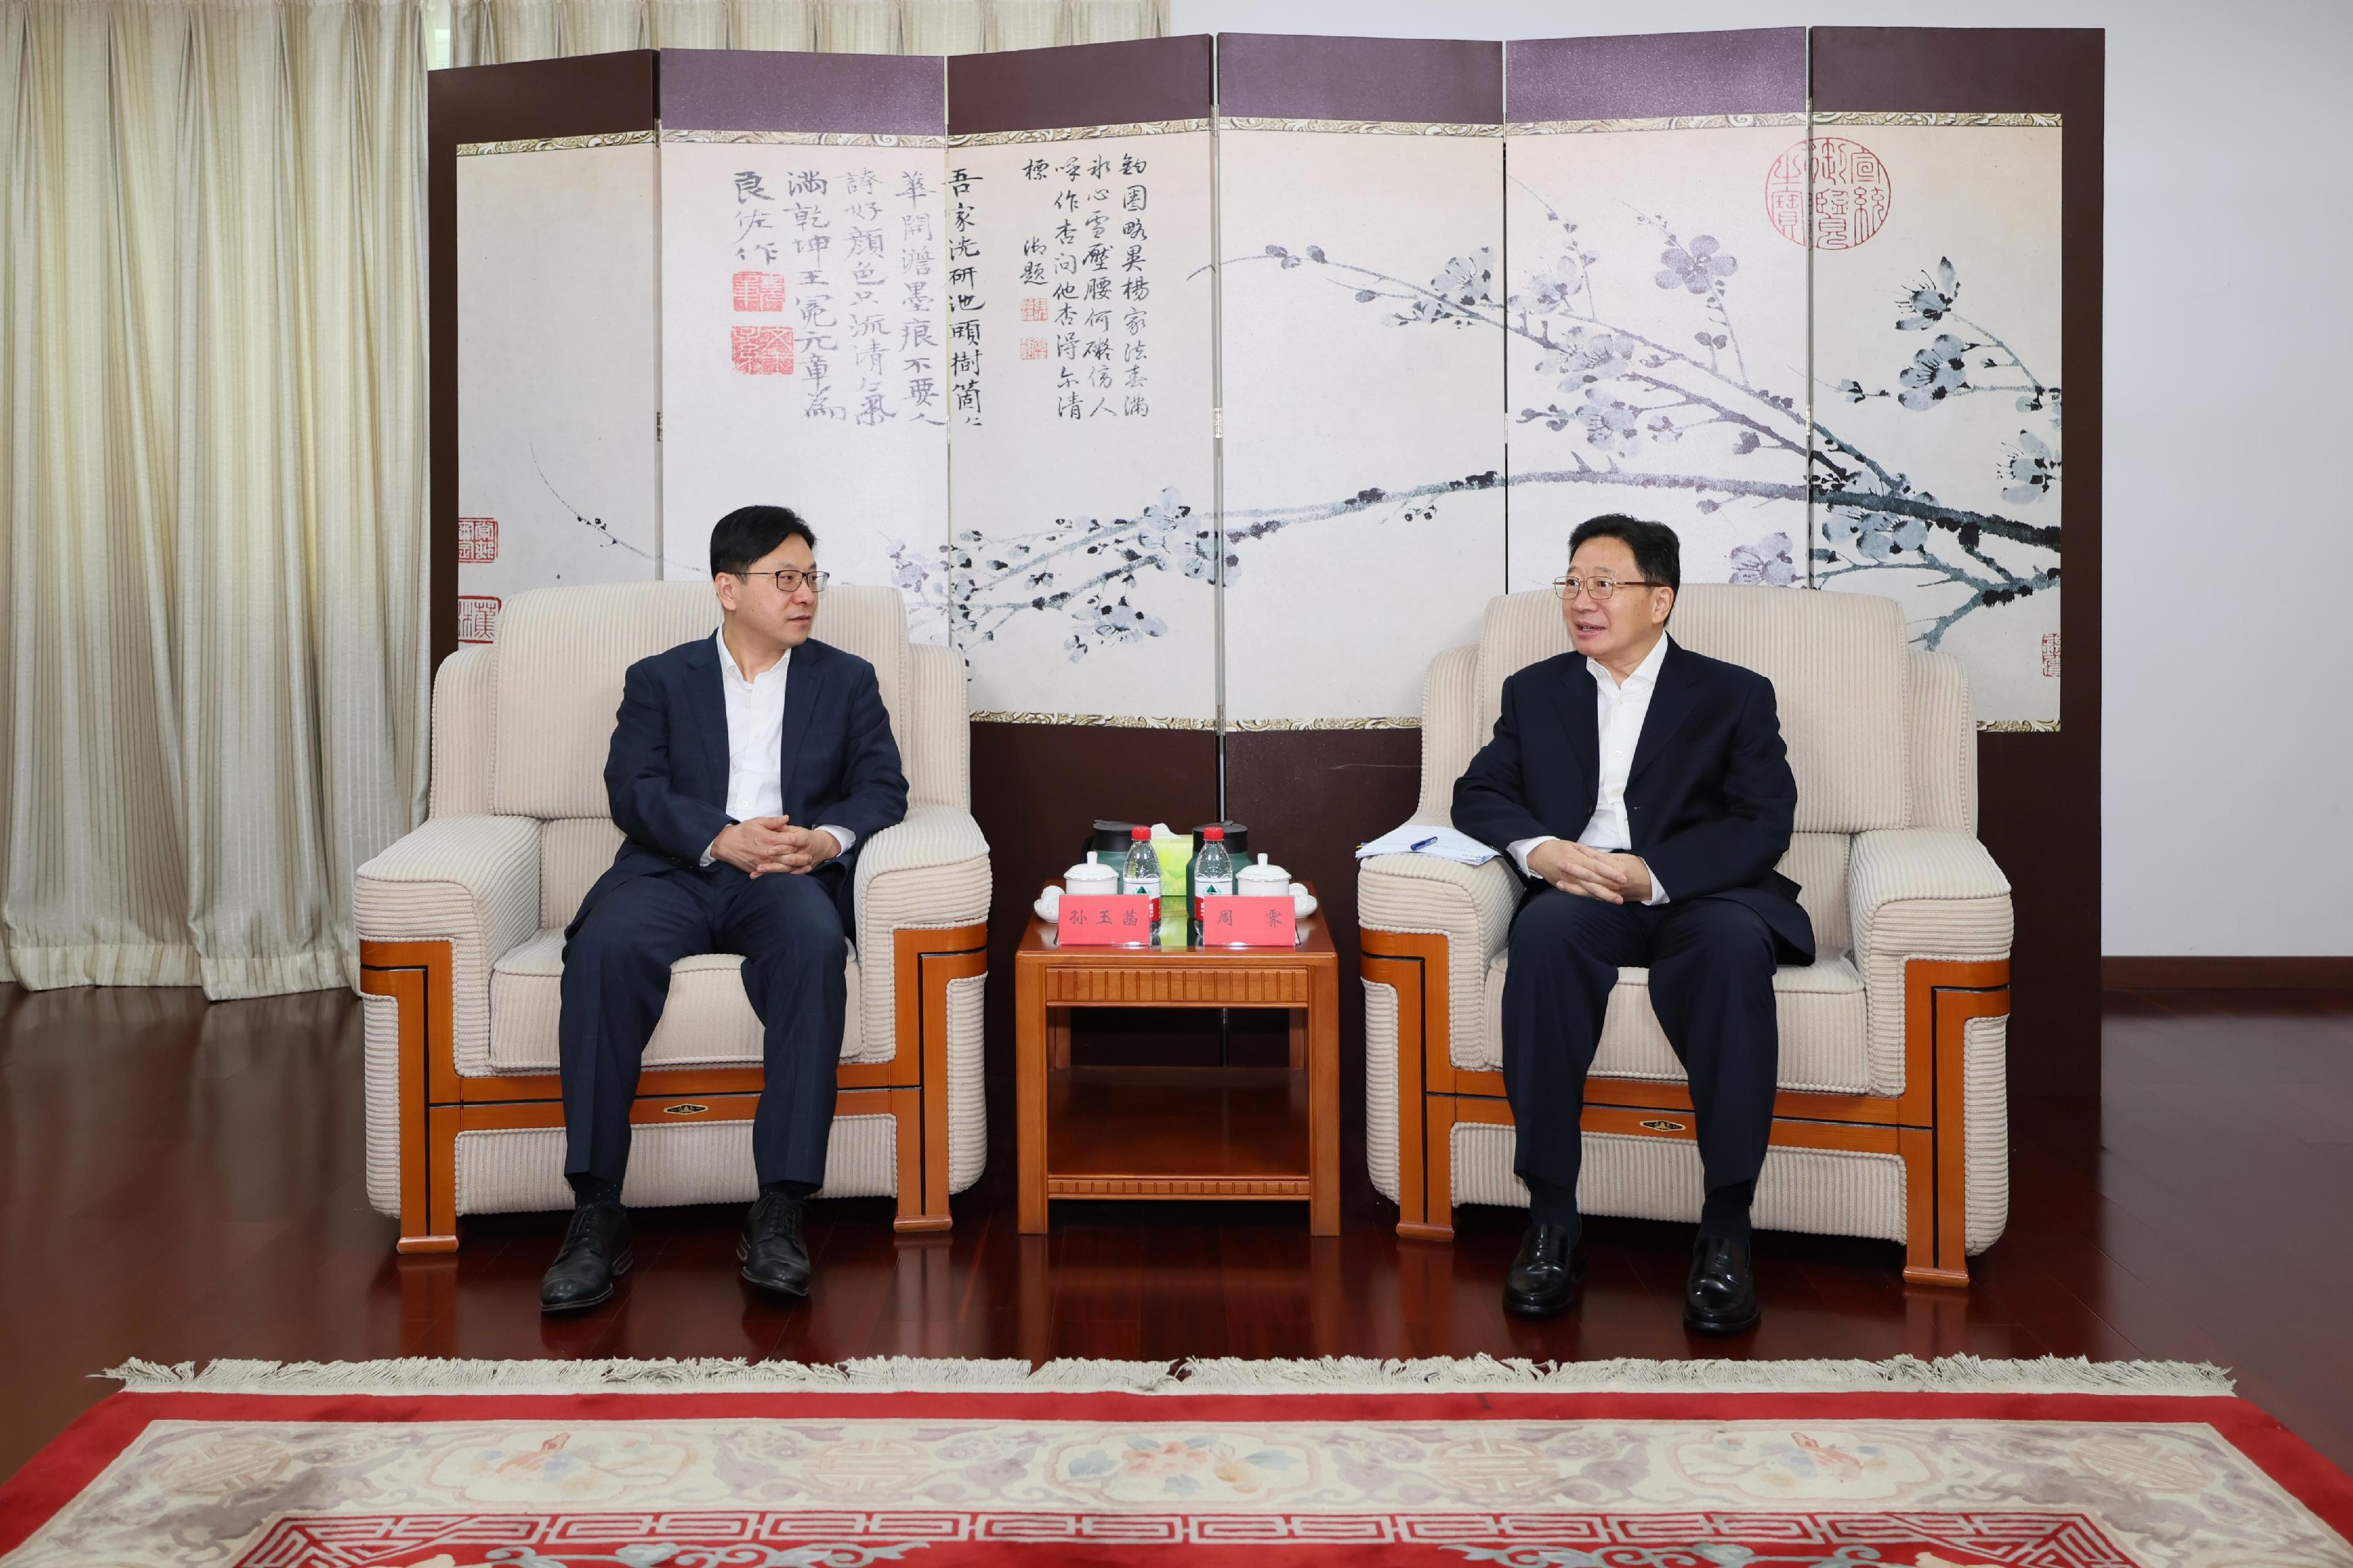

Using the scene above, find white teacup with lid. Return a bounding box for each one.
[1235,853,1290,896]
[1237,853,1317,919]
[1038,858,1120,921]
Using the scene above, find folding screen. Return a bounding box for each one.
[1502,32,1810,600]
[450,57,662,646]
[431,27,2101,1087]
[1214,35,1507,729]
[945,37,1219,723]
[658,52,951,632]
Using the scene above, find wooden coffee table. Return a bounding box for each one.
[1015,890,1339,1235]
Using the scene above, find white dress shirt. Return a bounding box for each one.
[1508,631,1671,905]
[699,630,856,868]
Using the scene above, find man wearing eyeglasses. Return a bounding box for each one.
[540,505,909,1313]
[1454,514,1811,1335]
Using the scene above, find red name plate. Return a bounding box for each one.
[1056,895,1160,945]
[1198,895,1297,947]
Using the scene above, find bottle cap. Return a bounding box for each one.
[1204,826,1224,840]
[1131,825,1149,839]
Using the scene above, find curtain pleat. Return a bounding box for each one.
[451,0,1158,62]
[0,0,428,997]
[724,0,811,49]
[1065,0,1151,45]
[648,0,725,46]
[812,0,894,54]
[986,0,1060,51]
[901,0,980,55]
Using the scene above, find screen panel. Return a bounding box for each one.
[455,138,663,644]
[1216,34,1507,728]
[656,51,951,633]
[1807,114,2064,729]
[1502,31,1810,599]
[945,37,1219,725]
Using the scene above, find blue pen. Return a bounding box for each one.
[1408,835,1440,853]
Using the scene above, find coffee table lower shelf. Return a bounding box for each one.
[1037,1065,1312,1210]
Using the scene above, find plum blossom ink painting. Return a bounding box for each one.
[1217,123,1508,728]
[1491,111,2062,728]
[1501,118,1812,612]
[1809,116,2063,729]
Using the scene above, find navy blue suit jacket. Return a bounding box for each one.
[1452,636,1815,965]
[567,633,909,941]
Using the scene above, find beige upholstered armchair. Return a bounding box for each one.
[356,583,989,1253]
[1360,585,2012,1285]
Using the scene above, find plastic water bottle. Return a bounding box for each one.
[1193,825,1235,899]
[1119,825,1161,900]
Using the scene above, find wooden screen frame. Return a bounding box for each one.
[360,921,987,1253]
[1361,926,2007,1286]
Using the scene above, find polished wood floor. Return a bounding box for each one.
[2,982,2349,1484]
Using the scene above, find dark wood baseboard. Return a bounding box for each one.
[2104,955,2353,989]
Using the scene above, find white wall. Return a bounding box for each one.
[1174,0,2353,958]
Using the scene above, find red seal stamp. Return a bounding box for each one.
[456,516,498,565]
[1765,136,1892,249]
[2042,632,2061,678]
[730,325,795,375]
[457,595,502,645]
[1019,338,1048,361]
[731,271,788,311]
[1019,297,1048,322]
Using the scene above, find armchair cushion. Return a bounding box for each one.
[902,642,971,812]
[1849,827,2014,1092]
[486,583,912,822]
[1358,845,1521,1069]
[429,645,496,818]
[1479,951,1871,1093]
[494,803,985,1075]
[851,802,991,1065]
[486,930,863,1074]
[354,815,540,1076]
[1469,586,1911,835]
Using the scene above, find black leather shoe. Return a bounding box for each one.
[539,1202,631,1313]
[738,1190,813,1297]
[1502,1220,1587,1318]
[1684,1233,1761,1335]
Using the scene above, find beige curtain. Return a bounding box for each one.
[0,0,429,998]
[0,0,1152,1003]
[449,0,1164,61]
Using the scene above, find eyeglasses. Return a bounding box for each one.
[738,568,830,595]
[1554,575,1663,602]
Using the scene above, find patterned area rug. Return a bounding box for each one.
[2,1357,2349,1566]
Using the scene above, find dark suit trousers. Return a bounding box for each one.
[1502,889,1779,1207]
[560,863,846,1190]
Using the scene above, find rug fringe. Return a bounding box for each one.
[101,1353,2232,1397]
[1172,1353,2236,1396]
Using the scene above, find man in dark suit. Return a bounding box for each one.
[1454,515,1811,1333]
[539,505,909,1313]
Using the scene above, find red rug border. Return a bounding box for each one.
[5,1386,2348,1560]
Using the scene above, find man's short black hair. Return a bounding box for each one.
[1568,513,1681,596]
[709,505,817,578]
